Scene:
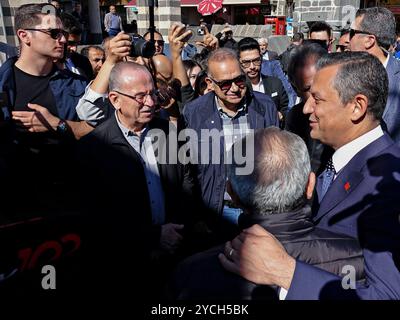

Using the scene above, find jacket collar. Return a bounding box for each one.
[314,133,395,222]
[238,205,315,241]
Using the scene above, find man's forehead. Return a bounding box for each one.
[240,49,260,59]
[36,15,62,29]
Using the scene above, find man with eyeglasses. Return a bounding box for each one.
[59,12,93,80]
[183,48,279,243]
[144,30,165,56]
[349,7,400,142]
[238,37,288,127]
[77,62,200,297]
[336,29,350,52]
[0,3,92,271]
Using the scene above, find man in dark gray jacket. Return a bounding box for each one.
[169,128,363,300]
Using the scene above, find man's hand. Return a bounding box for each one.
[196,26,219,51]
[12,103,59,133]
[107,32,131,63]
[168,23,192,58]
[160,223,184,254]
[218,224,296,290]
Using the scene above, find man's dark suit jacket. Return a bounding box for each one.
[76,115,198,296]
[261,74,289,118]
[287,133,400,299]
[382,55,400,142]
[263,50,278,61]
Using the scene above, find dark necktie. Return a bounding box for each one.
[320,158,336,200]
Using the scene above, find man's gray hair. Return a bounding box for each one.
[258,38,268,45]
[316,51,388,121]
[227,127,311,214]
[356,7,396,50]
[109,61,152,92]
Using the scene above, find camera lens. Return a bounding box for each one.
[129,36,156,58]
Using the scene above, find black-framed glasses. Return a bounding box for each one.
[24,28,69,40]
[208,74,247,92]
[114,90,159,104]
[153,40,165,46]
[240,57,262,68]
[349,28,375,40]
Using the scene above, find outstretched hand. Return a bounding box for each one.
[195,26,219,51]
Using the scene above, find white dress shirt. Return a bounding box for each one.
[332,125,384,176]
[251,78,265,94]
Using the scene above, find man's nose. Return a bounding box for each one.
[303,96,315,115]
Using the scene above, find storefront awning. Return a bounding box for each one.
[181,0,262,6]
[125,0,137,6]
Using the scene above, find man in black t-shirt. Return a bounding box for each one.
[0,4,92,217]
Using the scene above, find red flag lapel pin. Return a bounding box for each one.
[344,182,351,191]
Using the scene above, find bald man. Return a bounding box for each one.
[78,61,200,296]
[152,54,173,82]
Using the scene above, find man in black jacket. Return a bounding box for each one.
[238,37,288,127]
[169,127,363,300]
[77,62,201,298]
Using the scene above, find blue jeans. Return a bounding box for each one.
[108,28,120,37]
[222,205,242,226]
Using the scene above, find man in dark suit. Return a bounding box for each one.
[78,62,200,297]
[220,52,400,299]
[238,37,288,127]
[349,7,400,142]
[258,38,278,61]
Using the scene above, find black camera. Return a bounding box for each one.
[197,27,205,36]
[129,35,156,58]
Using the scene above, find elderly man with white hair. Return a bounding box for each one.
[258,37,278,61]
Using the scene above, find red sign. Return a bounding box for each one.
[197,0,223,16]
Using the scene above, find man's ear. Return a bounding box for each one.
[364,35,376,50]
[108,91,121,110]
[17,29,31,45]
[350,94,368,122]
[306,172,316,200]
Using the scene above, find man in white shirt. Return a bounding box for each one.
[219,51,400,300]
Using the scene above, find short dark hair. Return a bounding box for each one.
[309,21,332,39]
[237,37,260,54]
[60,12,82,35]
[182,59,202,74]
[15,3,54,31]
[81,45,104,57]
[143,30,163,39]
[288,41,327,85]
[356,7,396,50]
[292,32,304,42]
[316,52,388,121]
[340,29,350,37]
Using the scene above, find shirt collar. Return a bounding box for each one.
[332,125,384,173]
[115,111,147,138]
[383,53,390,69]
[215,96,247,118]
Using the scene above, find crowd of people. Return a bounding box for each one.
[0,2,400,301]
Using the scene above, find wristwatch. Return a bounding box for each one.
[56,119,68,134]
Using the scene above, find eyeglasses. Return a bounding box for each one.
[114,90,159,104]
[208,74,247,92]
[240,57,262,68]
[349,28,375,40]
[153,40,164,46]
[67,40,80,47]
[24,28,69,40]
